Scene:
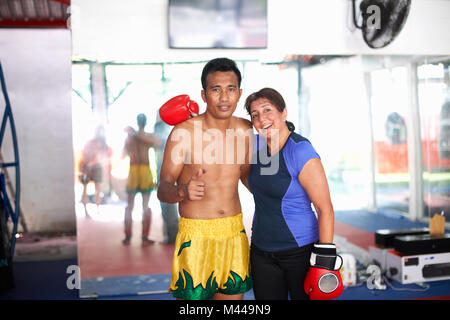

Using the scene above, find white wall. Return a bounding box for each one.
[71,0,450,63]
[0,29,75,233]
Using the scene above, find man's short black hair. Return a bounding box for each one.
[201,57,242,90]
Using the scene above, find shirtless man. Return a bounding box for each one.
[158,58,253,300]
[79,126,112,210]
[122,114,162,245]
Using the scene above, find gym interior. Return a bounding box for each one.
[0,0,449,303]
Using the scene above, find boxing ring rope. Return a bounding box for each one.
[0,62,21,259]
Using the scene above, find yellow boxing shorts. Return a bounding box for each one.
[126,164,155,193]
[169,213,253,300]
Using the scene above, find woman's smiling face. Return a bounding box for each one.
[249,98,287,139]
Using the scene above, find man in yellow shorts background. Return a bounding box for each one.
[157,58,253,300]
[122,113,162,245]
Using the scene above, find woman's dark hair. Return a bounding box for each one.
[244,87,295,132]
[201,58,242,90]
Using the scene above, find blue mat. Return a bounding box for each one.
[80,273,256,299]
[1,257,448,300]
[337,279,450,300]
[101,288,256,300]
[80,273,171,298]
[0,259,79,300]
[335,210,431,233]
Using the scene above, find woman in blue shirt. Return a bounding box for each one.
[243,88,336,300]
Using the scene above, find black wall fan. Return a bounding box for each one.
[352,0,411,49]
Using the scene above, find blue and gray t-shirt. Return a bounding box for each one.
[249,132,320,252]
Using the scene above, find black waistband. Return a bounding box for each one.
[251,242,314,258]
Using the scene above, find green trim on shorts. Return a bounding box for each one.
[171,267,253,300]
[220,269,253,296]
[172,269,218,300]
[177,241,191,256]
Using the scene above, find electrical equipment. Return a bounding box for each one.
[374,227,429,248]
[393,234,450,256]
[385,250,450,284]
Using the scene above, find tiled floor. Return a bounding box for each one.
[76,202,175,278]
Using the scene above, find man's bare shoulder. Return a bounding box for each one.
[168,122,187,136]
[165,116,202,145]
[232,116,252,130]
[171,115,203,131]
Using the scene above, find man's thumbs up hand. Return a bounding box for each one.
[183,168,206,201]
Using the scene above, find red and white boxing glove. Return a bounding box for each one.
[159,94,199,125]
[304,243,343,300]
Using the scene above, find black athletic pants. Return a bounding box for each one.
[250,243,313,300]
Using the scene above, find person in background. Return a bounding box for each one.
[122,113,162,246]
[79,125,112,213]
[154,116,179,244]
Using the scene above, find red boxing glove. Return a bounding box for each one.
[304,243,343,300]
[159,94,199,125]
